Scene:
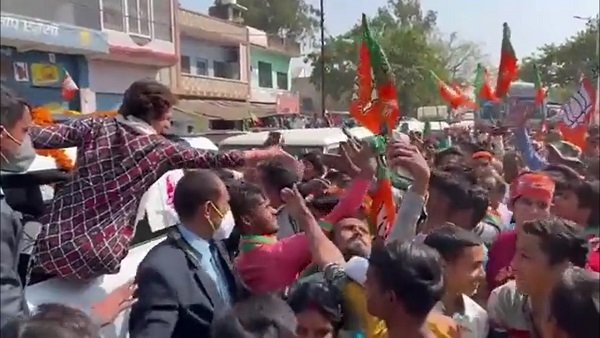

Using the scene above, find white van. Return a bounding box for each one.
[3,135,218,338]
[219,127,374,156]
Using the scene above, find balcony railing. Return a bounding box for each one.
[179,74,249,101]
[178,8,247,44]
[266,35,301,56]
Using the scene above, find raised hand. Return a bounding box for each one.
[280,184,309,216]
[386,141,430,194]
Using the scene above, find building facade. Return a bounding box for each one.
[172,7,252,131]
[88,0,178,112]
[1,0,109,110]
[247,27,301,115]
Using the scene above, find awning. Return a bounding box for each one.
[175,100,277,121]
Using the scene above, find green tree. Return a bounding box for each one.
[305,0,482,116]
[235,0,320,41]
[519,15,598,89]
[306,0,446,115]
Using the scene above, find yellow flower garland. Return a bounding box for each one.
[30,108,118,171]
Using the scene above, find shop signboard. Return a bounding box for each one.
[0,13,109,54]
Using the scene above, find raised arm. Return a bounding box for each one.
[385,141,430,243]
[323,173,371,225]
[514,127,546,171]
[163,141,288,170]
[29,117,96,149]
[282,186,345,267]
[322,141,375,225]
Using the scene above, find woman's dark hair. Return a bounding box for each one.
[287,281,344,331]
[433,146,464,167]
[29,303,100,338]
[574,179,599,226]
[2,306,99,338]
[211,294,297,338]
[522,216,588,267]
[549,267,599,338]
[308,192,340,214]
[118,79,177,123]
[1,84,30,129]
[300,151,326,177]
[369,241,444,318]
[424,224,483,262]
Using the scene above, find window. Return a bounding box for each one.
[258,62,273,88]
[101,0,173,41]
[276,72,288,90]
[195,58,208,76]
[180,56,191,74]
[214,61,228,78]
[102,0,124,31]
[152,0,172,41]
[126,0,151,37]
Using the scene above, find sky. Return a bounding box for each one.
[180,0,598,71]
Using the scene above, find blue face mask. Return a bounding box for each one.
[1,127,36,173]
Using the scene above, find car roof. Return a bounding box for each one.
[219,127,373,147]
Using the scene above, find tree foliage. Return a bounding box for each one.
[305,0,485,116]
[519,15,599,90]
[236,0,320,42]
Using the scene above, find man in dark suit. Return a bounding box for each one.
[129,169,246,338]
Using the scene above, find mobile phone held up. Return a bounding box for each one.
[391,130,414,181]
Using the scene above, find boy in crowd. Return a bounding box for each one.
[487,216,588,338]
[365,241,458,338]
[544,164,599,237]
[543,267,599,338]
[486,172,555,290]
[424,225,488,338]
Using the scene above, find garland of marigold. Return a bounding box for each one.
[30,108,118,171]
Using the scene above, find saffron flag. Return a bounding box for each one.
[349,14,399,230]
[473,63,498,104]
[557,76,597,148]
[430,71,474,109]
[495,23,518,99]
[533,64,546,106]
[349,14,400,135]
[61,70,79,101]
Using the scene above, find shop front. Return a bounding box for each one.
[0,13,109,110]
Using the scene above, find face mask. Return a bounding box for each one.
[0,129,36,173]
[213,210,235,240]
[208,202,236,240]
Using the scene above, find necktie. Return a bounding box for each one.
[209,241,232,306]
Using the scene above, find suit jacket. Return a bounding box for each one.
[0,195,28,329]
[129,227,248,338]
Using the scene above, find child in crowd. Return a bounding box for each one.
[424,225,488,338]
[486,172,555,290]
[487,216,588,338]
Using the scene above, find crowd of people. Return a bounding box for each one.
[0,79,599,338]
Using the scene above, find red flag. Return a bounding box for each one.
[495,23,518,98]
[61,70,79,101]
